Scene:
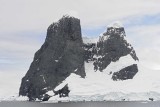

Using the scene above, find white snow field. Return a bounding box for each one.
[47,55,160,102]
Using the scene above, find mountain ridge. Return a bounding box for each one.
[19,15,139,101]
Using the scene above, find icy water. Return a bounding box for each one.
[0,101,159,107]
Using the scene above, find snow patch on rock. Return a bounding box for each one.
[46,91,54,96]
[103,54,138,74]
[108,21,123,28]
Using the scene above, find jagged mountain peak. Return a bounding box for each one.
[84,22,138,79]
[62,14,79,19]
[19,15,85,101]
[47,15,80,32]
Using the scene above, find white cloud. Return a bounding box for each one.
[0,32,44,73]
[0,32,44,58]
[0,70,25,97]
[126,24,160,48]
[125,24,160,70]
[67,10,79,19]
[0,0,160,32]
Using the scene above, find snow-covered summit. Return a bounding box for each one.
[108,21,124,28]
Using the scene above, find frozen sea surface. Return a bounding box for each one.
[0,101,159,107]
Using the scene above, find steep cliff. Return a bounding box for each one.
[84,21,138,80]
[19,15,85,101]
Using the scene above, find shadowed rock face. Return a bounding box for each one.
[83,43,97,62]
[112,64,138,81]
[54,84,70,98]
[19,16,85,101]
[84,26,139,81]
[93,27,138,71]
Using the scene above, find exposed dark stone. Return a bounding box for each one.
[149,98,154,101]
[83,26,139,81]
[112,64,138,81]
[54,84,70,98]
[19,15,85,101]
[94,27,139,71]
[42,94,51,101]
[122,99,125,101]
[83,43,97,62]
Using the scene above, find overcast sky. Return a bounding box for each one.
[0,0,160,74]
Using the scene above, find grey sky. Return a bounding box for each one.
[0,0,160,73]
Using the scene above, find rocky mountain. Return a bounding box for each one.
[19,15,85,101]
[19,16,139,101]
[84,21,139,81]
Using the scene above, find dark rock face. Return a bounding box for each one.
[19,16,85,101]
[112,64,138,81]
[84,26,139,80]
[94,27,138,71]
[42,94,51,101]
[54,84,70,98]
[83,43,96,62]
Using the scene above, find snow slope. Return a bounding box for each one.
[47,54,160,102]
